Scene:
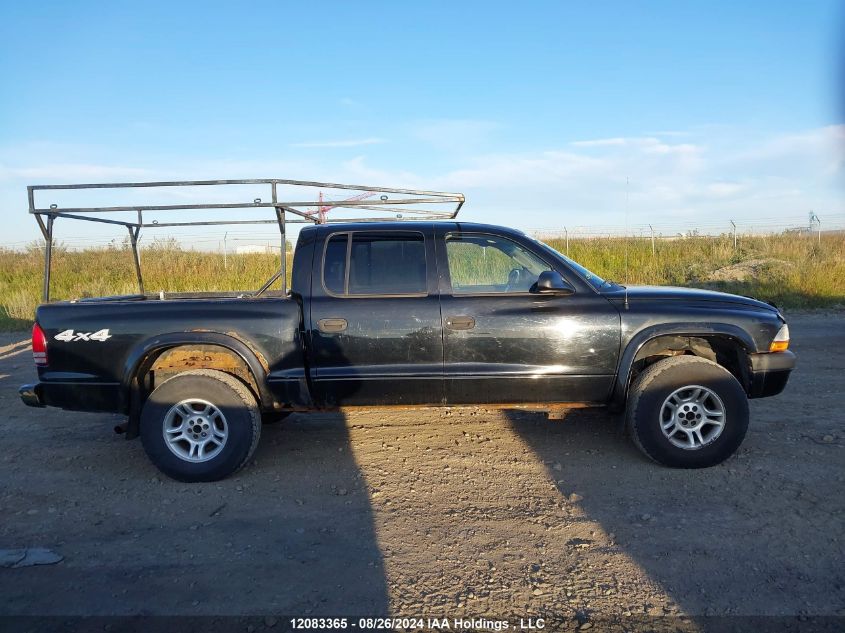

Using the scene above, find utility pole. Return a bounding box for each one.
[730,220,737,250]
[649,224,655,256]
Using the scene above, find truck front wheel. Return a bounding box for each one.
[140,369,261,482]
[626,355,749,468]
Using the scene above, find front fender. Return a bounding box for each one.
[610,322,755,410]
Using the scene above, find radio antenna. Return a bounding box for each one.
[624,176,630,310]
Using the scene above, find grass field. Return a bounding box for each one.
[547,232,845,308]
[1,233,843,331]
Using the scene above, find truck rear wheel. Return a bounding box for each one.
[140,369,261,482]
[626,355,749,468]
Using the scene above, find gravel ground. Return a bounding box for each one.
[0,312,843,629]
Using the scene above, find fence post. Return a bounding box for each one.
[649,224,655,256]
[730,220,737,250]
[564,227,569,255]
[808,211,821,245]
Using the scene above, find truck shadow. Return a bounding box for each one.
[108,341,391,616]
[231,337,389,612]
[501,407,826,620]
[119,411,390,616]
[241,412,390,616]
[0,362,390,618]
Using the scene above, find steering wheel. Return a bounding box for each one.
[505,268,522,292]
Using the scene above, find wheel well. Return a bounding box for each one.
[144,344,261,404]
[630,334,749,393]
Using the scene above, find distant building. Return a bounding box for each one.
[235,245,269,254]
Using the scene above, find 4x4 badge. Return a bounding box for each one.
[54,329,112,342]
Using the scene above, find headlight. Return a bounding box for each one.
[769,324,790,352]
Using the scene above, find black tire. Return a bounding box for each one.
[626,355,749,468]
[140,369,261,482]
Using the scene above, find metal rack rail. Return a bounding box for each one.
[27,178,465,301]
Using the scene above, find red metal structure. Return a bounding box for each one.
[310,191,375,224]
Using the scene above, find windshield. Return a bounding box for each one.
[531,238,610,290]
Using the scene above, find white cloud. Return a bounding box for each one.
[420,125,845,231]
[410,119,500,152]
[571,136,700,157]
[339,156,420,188]
[436,151,604,189]
[1,125,842,245]
[704,181,747,198]
[0,163,151,182]
[644,130,693,138]
[289,138,387,148]
[569,137,629,148]
[734,125,845,177]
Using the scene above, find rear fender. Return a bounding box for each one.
[121,332,274,412]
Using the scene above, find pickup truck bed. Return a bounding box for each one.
[27,295,301,414]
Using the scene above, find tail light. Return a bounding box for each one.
[32,323,48,366]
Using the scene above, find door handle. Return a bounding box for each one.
[318,318,348,333]
[445,315,475,331]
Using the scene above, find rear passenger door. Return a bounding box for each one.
[308,230,444,407]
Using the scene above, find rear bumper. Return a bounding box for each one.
[19,381,123,412]
[748,350,796,398]
[19,384,45,408]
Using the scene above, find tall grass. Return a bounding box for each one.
[0,241,292,329]
[545,232,845,307]
[1,233,842,330]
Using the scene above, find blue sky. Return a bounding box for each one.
[1,1,843,247]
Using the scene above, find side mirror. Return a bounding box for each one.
[532,271,575,296]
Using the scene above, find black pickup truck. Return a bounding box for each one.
[20,221,795,481]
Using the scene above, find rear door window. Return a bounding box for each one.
[323,234,348,295]
[322,232,427,296]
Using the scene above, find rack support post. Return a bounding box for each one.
[275,206,286,294]
[127,224,144,295]
[34,214,54,302]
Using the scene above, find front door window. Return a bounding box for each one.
[446,233,552,294]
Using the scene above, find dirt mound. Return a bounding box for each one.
[707,258,793,283]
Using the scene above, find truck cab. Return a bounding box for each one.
[294,222,620,409]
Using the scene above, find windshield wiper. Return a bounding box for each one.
[601,279,624,289]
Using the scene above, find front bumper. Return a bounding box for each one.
[748,350,796,398]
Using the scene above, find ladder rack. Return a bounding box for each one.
[27,178,465,301]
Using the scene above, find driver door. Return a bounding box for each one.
[436,228,619,405]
